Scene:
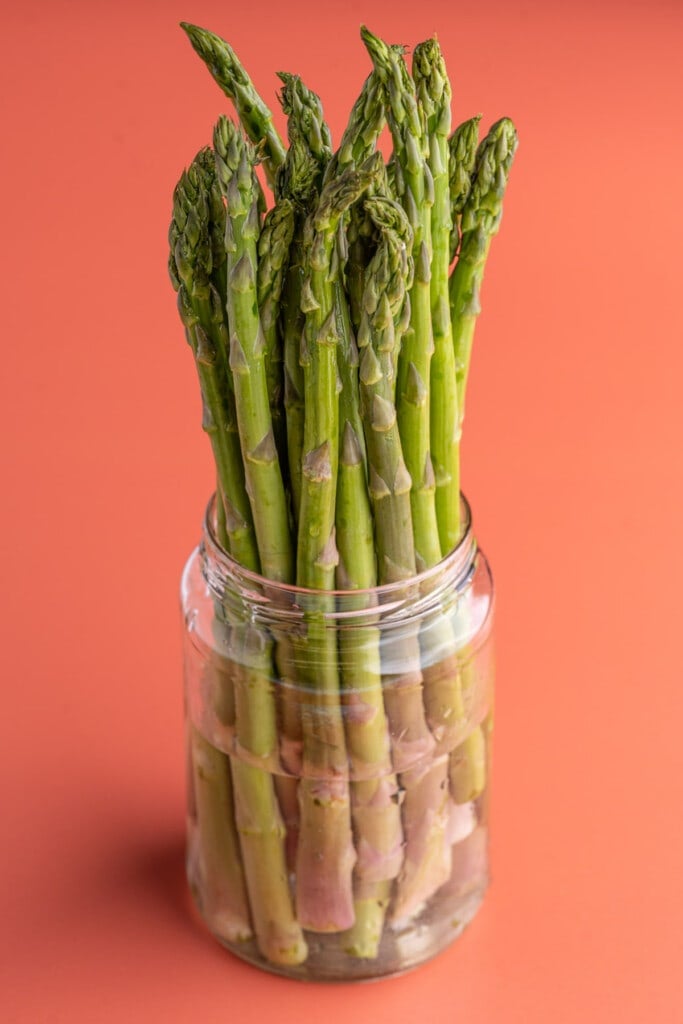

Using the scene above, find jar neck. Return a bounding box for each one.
[200,493,477,626]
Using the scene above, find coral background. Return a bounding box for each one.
[2,0,682,1020]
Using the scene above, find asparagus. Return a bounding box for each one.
[190,727,252,942]
[174,21,515,967]
[448,115,482,262]
[359,42,456,911]
[169,153,259,570]
[295,156,382,932]
[413,37,460,554]
[269,141,322,866]
[327,69,386,332]
[446,119,516,807]
[257,198,295,472]
[173,142,307,966]
[335,246,402,958]
[356,195,450,922]
[213,117,294,584]
[449,725,486,803]
[277,72,333,185]
[450,117,518,430]
[411,41,470,755]
[180,22,286,188]
[361,26,441,571]
[328,79,404,954]
[277,135,324,525]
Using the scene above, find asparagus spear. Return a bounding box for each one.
[447,119,517,807]
[190,727,253,942]
[169,154,259,570]
[325,68,386,190]
[277,134,323,525]
[327,68,386,331]
[277,71,333,185]
[413,37,460,554]
[257,198,295,484]
[450,117,518,430]
[269,141,322,866]
[360,26,441,571]
[448,115,482,262]
[295,155,382,933]
[213,117,294,584]
[356,195,449,922]
[180,22,286,188]
[334,229,403,958]
[174,142,306,966]
[288,74,399,948]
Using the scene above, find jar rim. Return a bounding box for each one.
[201,491,476,606]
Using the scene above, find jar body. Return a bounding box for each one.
[181,497,494,981]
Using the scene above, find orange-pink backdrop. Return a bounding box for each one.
[2,1,682,1020]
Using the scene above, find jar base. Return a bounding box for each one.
[188,846,489,982]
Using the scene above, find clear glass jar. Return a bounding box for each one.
[181,493,494,981]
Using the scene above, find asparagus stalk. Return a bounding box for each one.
[327,68,386,332]
[173,144,306,966]
[274,75,333,522]
[447,119,516,807]
[213,117,294,584]
[449,725,486,803]
[268,140,323,863]
[327,80,402,952]
[277,135,324,525]
[448,115,482,262]
[255,199,305,856]
[180,22,286,188]
[277,71,333,185]
[190,726,253,942]
[450,117,518,430]
[294,155,382,932]
[335,256,403,958]
[411,41,471,754]
[413,37,460,554]
[169,155,259,570]
[356,196,450,921]
[257,198,295,485]
[361,26,441,571]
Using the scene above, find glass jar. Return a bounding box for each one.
[180,493,494,981]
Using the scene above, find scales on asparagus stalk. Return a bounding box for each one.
[171,21,517,968]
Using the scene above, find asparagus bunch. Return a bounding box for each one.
[172,21,517,967]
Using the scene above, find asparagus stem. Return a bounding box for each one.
[277,71,333,186]
[361,26,441,571]
[229,630,308,965]
[214,118,294,584]
[356,196,434,770]
[449,725,486,803]
[413,38,460,554]
[390,757,452,924]
[449,117,518,431]
[447,119,515,808]
[257,198,295,475]
[277,136,324,526]
[341,880,392,958]
[180,23,286,188]
[334,70,386,175]
[295,156,382,932]
[356,196,448,920]
[448,115,482,262]
[172,143,306,965]
[326,67,387,333]
[169,154,260,570]
[335,282,403,958]
[190,727,253,943]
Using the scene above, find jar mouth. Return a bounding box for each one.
[202,492,476,607]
